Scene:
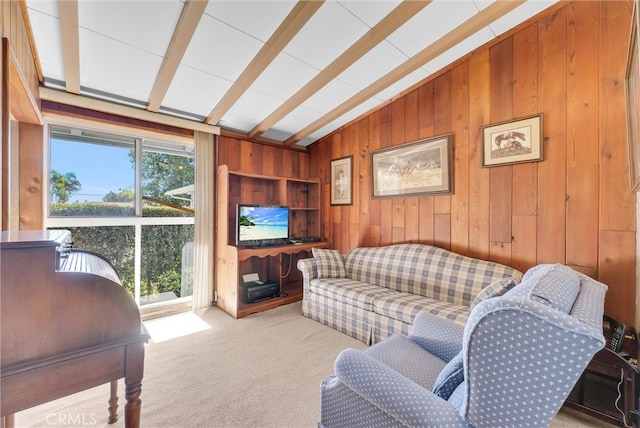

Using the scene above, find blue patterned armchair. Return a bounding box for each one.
[319,264,608,428]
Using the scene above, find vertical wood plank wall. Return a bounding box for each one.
[217,134,311,242]
[309,1,637,327]
[2,0,42,230]
[218,135,310,180]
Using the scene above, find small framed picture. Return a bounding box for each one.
[371,134,453,198]
[330,156,353,205]
[482,114,543,167]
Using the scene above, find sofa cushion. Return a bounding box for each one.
[470,277,518,311]
[310,278,395,311]
[312,248,346,278]
[374,292,469,326]
[432,351,464,400]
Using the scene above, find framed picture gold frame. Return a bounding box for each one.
[481,114,543,167]
[371,134,453,198]
[330,155,353,205]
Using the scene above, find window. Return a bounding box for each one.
[49,125,136,216]
[46,122,195,309]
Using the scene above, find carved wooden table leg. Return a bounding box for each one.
[108,380,119,424]
[124,380,142,428]
[124,340,145,428]
[2,414,15,428]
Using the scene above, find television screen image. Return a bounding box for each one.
[236,205,289,246]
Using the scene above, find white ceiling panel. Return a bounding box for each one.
[77,1,182,56]
[271,106,323,135]
[181,12,264,80]
[337,0,402,28]
[261,128,296,142]
[163,65,233,118]
[337,41,414,90]
[300,79,360,116]
[25,8,65,82]
[204,0,297,42]
[79,29,162,102]
[282,1,372,71]
[25,0,58,17]
[249,52,323,101]
[222,88,285,130]
[27,0,561,146]
[386,0,480,57]
[293,136,317,147]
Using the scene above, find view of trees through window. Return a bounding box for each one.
[47,124,195,306]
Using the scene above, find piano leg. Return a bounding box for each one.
[124,380,142,428]
[108,380,119,424]
[124,341,145,428]
[2,414,15,428]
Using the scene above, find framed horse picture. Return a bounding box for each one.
[371,134,453,198]
[481,114,543,167]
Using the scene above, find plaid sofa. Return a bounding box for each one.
[297,243,523,344]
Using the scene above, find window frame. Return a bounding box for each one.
[43,116,196,310]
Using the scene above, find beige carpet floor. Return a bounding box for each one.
[15,302,615,428]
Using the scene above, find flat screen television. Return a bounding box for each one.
[236,204,289,247]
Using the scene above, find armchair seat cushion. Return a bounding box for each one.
[374,292,469,326]
[309,278,394,311]
[364,334,446,389]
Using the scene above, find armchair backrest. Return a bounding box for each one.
[448,264,607,428]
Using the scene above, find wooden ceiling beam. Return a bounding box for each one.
[57,0,80,94]
[284,0,526,146]
[205,0,324,126]
[41,87,220,135]
[248,0,430,139]
[147,0,208,112]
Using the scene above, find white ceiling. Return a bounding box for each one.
[26,0,559,147]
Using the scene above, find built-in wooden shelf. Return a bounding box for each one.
[215,165,329,318]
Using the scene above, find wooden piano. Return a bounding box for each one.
[0,229,148,427]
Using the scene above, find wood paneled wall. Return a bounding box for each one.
[309,1,637,327]
[2,0,42,231]
[2,0,41,104]
[218,134,310,179]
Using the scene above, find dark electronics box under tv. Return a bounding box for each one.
[240,280,279,304]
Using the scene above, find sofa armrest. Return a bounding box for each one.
[334,349,468,428]
[296,257,317,295]
[409,312,464,362]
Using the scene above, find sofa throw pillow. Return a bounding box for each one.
[432,351,464,400]
[312,248,346,279]
[470,277,517,311]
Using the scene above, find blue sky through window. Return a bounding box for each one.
[50,139,135,202]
